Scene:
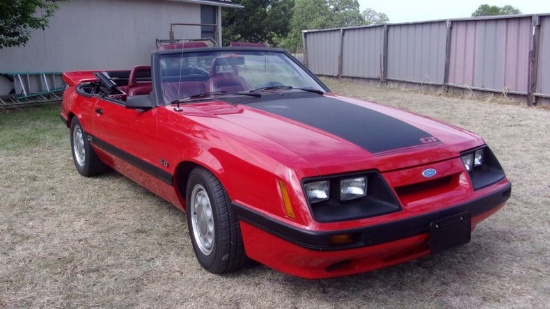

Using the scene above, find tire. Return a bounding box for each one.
[186,167,248,274]
[70,117,107,177]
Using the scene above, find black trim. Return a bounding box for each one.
[151,48,331,107]
[76,83,96,98]
[461,146,506,191]
[247,97,441,154]
[89,134,173,185]
[234,182,511,251]
[302,171,402,222]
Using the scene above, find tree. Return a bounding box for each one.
[471,4,521,17]
[264,0,295,44]
[285,0,331,51]
[224,0,390,51]
[222,0,294,46]
[327,0,364,28]
[0,0,64,49]
[362,8,389,25]
[285,0,382,51]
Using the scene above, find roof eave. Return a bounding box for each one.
[165,0,243,8]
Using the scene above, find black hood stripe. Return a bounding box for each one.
[247,96,440,154]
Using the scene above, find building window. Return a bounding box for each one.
[201,5,216,39]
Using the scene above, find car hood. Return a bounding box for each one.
[199,93,483,174]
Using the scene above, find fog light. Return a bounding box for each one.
[304,180,329,203]
[461,154,474,172]
[340,177,367,201]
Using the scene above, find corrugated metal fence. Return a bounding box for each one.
[303,14,550,106]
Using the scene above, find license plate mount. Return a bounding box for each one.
[429,212,471,254]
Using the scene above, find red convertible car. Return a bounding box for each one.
[60,47,511,279]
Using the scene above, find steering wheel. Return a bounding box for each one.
[182,68,209,78]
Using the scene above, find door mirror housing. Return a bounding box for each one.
[126,95,153,111]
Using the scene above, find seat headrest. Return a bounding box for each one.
[128,65,151,88]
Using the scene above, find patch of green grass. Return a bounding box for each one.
[0,104,67,151]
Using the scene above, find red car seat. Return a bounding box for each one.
[207,58,249,92]
[127,65,152,96]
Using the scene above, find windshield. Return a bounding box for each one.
[158,50,325,104]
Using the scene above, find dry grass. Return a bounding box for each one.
[1,82,549,308]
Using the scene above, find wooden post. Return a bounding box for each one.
[302,31,308,67]
[216,6,222,47]
[338,29,344,78]
[443,20,453,92]
[381,24,389,84]
[528,15,541,106]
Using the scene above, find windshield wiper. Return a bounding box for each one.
[170,91,261,105]
[249,85,324,95]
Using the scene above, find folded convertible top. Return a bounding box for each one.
[62,71,98,87]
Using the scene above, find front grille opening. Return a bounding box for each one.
[395,176,453,197]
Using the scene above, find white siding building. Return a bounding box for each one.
[0,0,242,96]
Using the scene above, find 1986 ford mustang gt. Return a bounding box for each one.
[60,47,511,279]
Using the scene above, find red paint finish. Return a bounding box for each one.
[60,48,511,278]
[240,221,431,279]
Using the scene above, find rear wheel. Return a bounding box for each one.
[186,167,248,274]
[70,117,107,176]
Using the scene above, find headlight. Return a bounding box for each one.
[304,180,329,204]
[302,172,401,223]
[340,177,367,201]
[461,148,485,171]
[460,146,506,190]
[461,153,474,171]
[474,148,484,167]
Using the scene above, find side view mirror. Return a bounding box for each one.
[126,95,153,111]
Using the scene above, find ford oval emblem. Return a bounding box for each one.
[422,168,437,178]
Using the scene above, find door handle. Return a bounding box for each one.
[95,108,103,115]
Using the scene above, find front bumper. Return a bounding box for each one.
[234,180,511,278]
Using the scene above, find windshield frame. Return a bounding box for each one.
[150,47,330,106]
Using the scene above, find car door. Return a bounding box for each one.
[91,96,159,179]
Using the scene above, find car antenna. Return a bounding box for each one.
[173,44,186,112]
[174,99,182,111]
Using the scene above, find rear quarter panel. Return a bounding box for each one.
[61,85,97,134]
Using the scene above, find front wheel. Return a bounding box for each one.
[70,117,107,177]
[186,167,248,274]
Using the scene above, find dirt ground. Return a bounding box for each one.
[1,80,549,308]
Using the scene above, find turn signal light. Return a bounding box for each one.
[278,180,295,219]
[329,234,354,245]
